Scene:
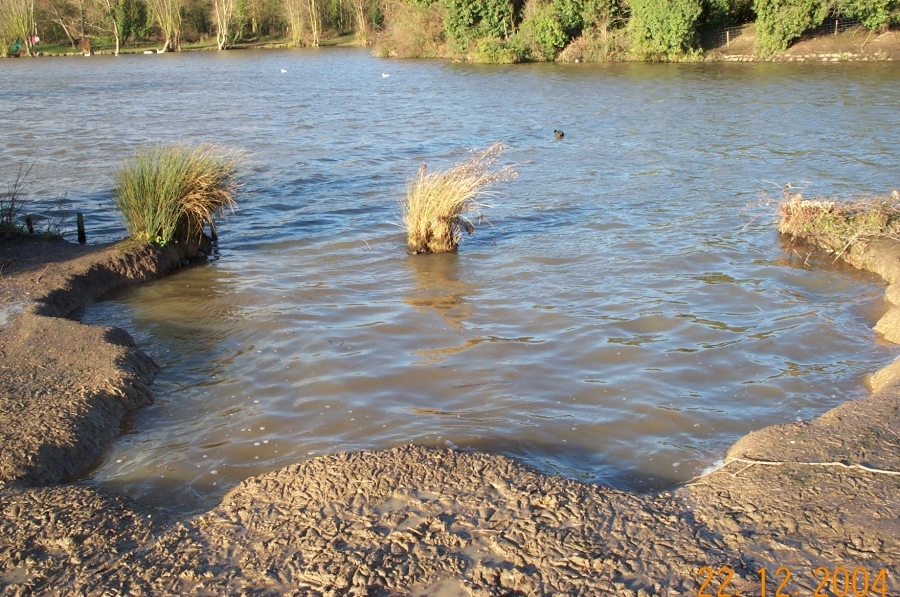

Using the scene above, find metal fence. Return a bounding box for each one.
[700,25,749,50]
[803,17,861,38]
[701,18,863,51]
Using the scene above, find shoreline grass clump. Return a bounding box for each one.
[1,164,32,240]
[778,191,900,256]
[114,144,239,247]
[401,143,516,255]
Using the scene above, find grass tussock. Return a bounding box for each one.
[402,143,516,255]
[778,190,900,256]
[1,165,31,240]
[114,144,239,246]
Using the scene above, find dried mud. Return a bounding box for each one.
[1,236,898,596]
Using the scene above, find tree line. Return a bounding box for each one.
[376,0,898,61]
[0,0,381,55]
[1,0,897,58]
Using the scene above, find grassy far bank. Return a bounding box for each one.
[0,0,367,59]
[18,21,900,62]
[22,33,357,56]
[26,32,360,55]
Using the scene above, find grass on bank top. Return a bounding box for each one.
[113,144,239,247]
[778,191,900,256]
[401,143,517,254]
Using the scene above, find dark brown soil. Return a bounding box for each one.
[1,236,898,596]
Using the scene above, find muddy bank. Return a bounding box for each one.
[0,238,197,486]
[1,236,898,596]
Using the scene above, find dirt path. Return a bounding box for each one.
[0,237,898,596]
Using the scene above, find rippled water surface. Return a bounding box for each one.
[3,51,899,512]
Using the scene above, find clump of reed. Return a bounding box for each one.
[113,144,239,247]
[401,143,516,254]
[778,190,900,256]
[1,164,31,240]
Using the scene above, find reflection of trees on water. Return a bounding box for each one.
[403,252,478,330]
[96,264,244,361]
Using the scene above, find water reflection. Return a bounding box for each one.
[101,263,245,367]
[404,252,476,330]
[78,263,253,510]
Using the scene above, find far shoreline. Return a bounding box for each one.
[7,26,897,63]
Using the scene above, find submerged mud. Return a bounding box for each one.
[0,237,898,596]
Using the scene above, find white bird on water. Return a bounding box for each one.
[280,69,287,73]
[382,72,390,78]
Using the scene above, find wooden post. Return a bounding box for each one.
[26,216,34,234]
[77,212,86,244]
[835,20,839,36]
[726,30,731,47]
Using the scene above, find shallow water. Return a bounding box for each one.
[2,51,899,512]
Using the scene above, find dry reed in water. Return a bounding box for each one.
[114,144,239,246]
[402,143,516,254]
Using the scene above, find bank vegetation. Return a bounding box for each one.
[0,0,896,59]
[778,190,900,256]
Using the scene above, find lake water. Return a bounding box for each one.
[2,50,899,513]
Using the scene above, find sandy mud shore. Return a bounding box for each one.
[0,236,898,596]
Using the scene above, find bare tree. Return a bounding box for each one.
[212,0,237,48]
[349,0,370,44]
[73,0,90,49]
[146,0,182,50]
[0,0,36,56]
[304,0,319,45]
[0,5,15,55]
[283,0,304,44]
[44,0,79,47]
[97,0,122,54]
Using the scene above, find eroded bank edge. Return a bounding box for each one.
[0,240,203,486]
